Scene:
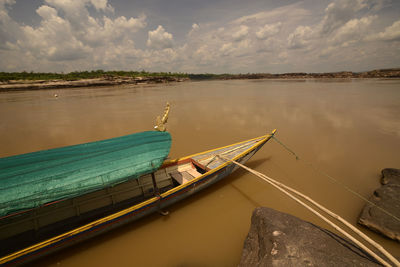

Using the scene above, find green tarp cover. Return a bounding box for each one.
[0,131,171,217]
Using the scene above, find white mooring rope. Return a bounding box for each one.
[272,135,400,224]
[218,155,400,267]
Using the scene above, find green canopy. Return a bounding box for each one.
[0,131,171,217]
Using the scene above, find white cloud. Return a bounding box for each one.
[321,0,368,35]
[35,0,147,51]
[44,0,114,14]
[287,26,313,49]
[366,20,400,41]
[218,39,251,58]
[0,0,21,49]
[0,0,15,8]
[192,23,199,30]
[232,25,249,42]
[0,0,399,73]
[0,0,149,72]
[256,22,282,40]
[89,0,114,12]
[257,37,281,53]
[73,14,145,48]
[45,0,112,13]
[44,0,89,27]
[36,4,57,19]
[17,5,91,61]
[166,1,399,73]
[147,25,174,50]
[237,39,251,53]
[330,15,376,45]
[43,0,118,39]
[319,46,337,58]
[278,51,288,60]
[220,42,235,56]
[188,23,200,37]
[144,48,179,67]
[233,3,309,25]
[193,45,215,65]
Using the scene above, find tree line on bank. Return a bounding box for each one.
[0,70,188,82]
[0,70,245,81]
[1,68,399,82]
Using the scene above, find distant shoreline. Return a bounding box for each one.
[0,76,189,91]
[1,68,399,91]
[189,68,400,80]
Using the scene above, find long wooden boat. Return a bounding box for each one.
[0,130,276,266]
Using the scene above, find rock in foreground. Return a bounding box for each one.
[239,207,379,266]
[358,168,400,241]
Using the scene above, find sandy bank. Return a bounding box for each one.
[0,76,189,91]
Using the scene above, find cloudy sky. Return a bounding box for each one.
[0,0,399,73]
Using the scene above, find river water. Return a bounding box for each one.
[1,79,399,266]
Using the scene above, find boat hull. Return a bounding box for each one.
[0,132,274,266]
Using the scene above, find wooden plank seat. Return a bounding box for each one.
[169,165,203,185]
[170,171,194,185]
[168,158,207,185]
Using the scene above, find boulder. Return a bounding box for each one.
[239,207,380,266]
[358,168,400,241]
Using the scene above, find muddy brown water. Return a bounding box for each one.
[1,79,399,266]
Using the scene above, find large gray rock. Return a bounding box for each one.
[239,207,380,266]
[358,168,400,241]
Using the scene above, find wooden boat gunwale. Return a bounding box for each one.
[160,131,275,197]
[0,130,276,265]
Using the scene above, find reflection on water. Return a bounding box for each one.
[0,79,399,265]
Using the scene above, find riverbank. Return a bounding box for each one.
[0,76,189,91]
[1,68,399,91]
[188,68,400,80]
